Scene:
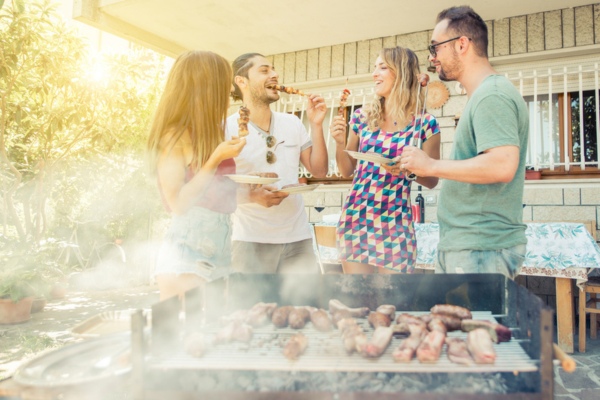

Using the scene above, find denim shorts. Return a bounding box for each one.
[154,207,232,281]
[435,244,526,279]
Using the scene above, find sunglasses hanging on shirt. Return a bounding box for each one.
[266,134,285,164]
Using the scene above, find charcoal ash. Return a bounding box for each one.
[147,370,509,394]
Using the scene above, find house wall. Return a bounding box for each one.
[264,2,600,240]
[265,3,600,307]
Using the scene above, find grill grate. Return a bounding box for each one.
[149,311,537,374]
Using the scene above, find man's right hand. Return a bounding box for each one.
[249,185,289,207]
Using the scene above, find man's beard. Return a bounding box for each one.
[250,86,277,106]
[438,51,461,82]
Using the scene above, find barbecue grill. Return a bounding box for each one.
[130,273,554,399]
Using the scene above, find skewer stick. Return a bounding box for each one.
[406,74,430,181]
[553,343,576,373]
[268,84,312,97]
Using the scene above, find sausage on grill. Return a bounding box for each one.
[310,309,333,332]
[283,333,308,360]
[271,305,294,328]
[430,304,473,320]
[329,299,370,318]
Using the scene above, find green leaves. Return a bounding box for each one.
[0,0,167,251]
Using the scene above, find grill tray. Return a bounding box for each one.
[150,311,537,374]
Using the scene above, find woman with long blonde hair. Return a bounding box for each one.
[331,46,441,274]
[148,50,246,300]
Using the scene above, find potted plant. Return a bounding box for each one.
[0,247,65,323]
[0,264,38,324]
[525,167,542,180]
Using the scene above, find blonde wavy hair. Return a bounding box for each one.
[366,47,423,131]
[147,50,232,173]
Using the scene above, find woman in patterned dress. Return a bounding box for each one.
[330,47,441,274]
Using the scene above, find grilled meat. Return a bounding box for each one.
[329,299,370,318]
[271,305,295,328]
[183,331,207,358]
[283,333,308,360]
[416,329,446,362]
[288,307,311,329]
[430,304,473,320]
[461,319,512,343]
[445,337,474,365]
[392,323,427,362]
[310,308,333,332]
[357,326,394,358]
[467,328,497,364]
[368,311,392,328]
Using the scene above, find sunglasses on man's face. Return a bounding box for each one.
[428,36,471,57]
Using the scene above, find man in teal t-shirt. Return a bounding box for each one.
[399,6,528,278]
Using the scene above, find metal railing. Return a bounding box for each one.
[264,60,600,178]
[504,62,599,172]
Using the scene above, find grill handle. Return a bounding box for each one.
[553,343,576,373]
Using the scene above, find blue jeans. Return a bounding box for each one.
[435,244,526,279]
[232,239,319,274]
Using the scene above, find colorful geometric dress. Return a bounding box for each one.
[337,109,440,272]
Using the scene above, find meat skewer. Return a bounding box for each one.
[268,84,310,96]
[238,105,250,137]
[338,87,351,120]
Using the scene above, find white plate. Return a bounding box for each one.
[276,184,319,194]
[13,332,132,387]
[225,174,280,184]
[345,150,395,165]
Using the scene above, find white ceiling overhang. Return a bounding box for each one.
[73,1,596,60]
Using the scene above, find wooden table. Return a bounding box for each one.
[313,221,600,353]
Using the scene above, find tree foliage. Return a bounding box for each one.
[0,0,167,260]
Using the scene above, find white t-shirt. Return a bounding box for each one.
[225,111,312,243]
